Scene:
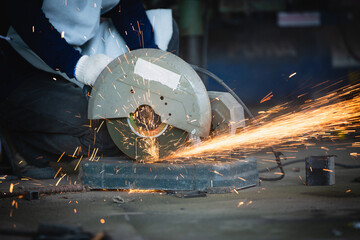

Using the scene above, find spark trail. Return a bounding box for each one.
[168,84,360,159]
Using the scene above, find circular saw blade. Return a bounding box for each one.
[107,118,188,162]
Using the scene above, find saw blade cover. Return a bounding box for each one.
[88,49,211,138]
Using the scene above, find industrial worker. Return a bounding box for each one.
[0,0,177,178]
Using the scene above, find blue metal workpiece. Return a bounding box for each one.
[80,157,258,192]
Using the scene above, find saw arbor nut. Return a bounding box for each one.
[133,105,162,132]
[129,105,167,137]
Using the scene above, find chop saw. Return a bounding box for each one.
[88,49,245,161]
[83,49,259,191]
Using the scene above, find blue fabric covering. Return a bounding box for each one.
[106,0,159,50]
[5,0,82,79]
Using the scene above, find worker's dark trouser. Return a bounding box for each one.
[0,20,179,167]
[0,68,123,167]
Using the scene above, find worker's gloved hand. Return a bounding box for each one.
[75,54,112,86]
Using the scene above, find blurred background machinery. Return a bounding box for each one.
[144,0,360,108]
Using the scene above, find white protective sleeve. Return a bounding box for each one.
[7,0,173,87]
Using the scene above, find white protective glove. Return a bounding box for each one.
[75,54,112,86]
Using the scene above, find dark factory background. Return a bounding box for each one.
[145,0,360,108]
[1,1,360,239]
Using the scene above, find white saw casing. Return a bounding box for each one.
[88,49,211,138]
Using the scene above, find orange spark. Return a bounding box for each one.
[54,167,62,179]
[72,146,79,157]
[211,170,223,176]
[289,72,296,78]
[55,173,67,186]
[299,176,305,185]
[9,183,14,193]
[311,80,330,89]
[237,201,244,207]
[128,189,162,193]
[96,120,105,133]
[100,219,105,224]
[74,155,83,171]
[57,152,65,162]
[260,91,274,103]
[106,66,112,74]
[168,84,360,160]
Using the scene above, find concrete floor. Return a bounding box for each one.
[0,141,360,239]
